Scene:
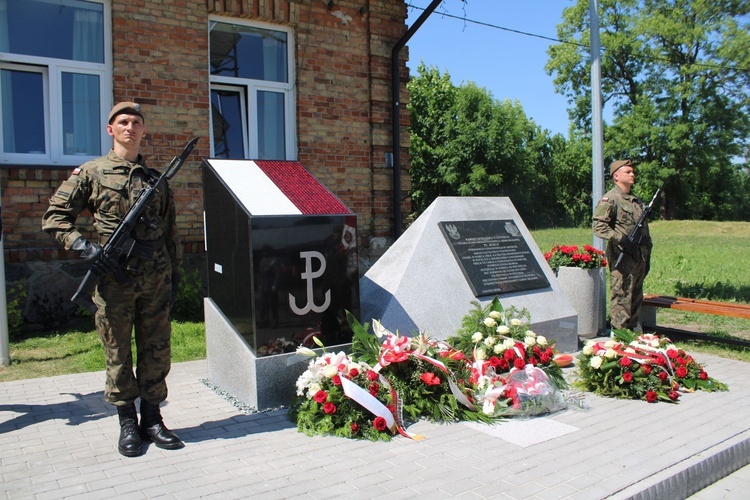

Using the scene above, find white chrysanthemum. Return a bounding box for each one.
[484,317,497,328]
[503,338,516,349]
[489,311,502,320]
[476,347,487,360]
[524,336,536,346]
[496,325,510,335]
[604,340,616,349]
[510,318,523,327]
[493,343,504,354]
[525,330,536,338]
[484,336,497,347]
[650,340,660,348]
[604,348,617,359]
[482,399,496,416]
[536,335,548,346]
[471,331,483,343]
[590,356,603,369]
[583,344,594,355]
[476,375,491,392]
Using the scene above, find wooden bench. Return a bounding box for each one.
[642,294,750,319]
[642,294,750,347]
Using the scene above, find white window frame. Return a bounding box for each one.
[0,0,112,167]
[208,16,297,161]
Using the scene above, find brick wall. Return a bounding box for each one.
[2,0,411,266]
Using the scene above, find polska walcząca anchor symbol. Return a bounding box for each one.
[289,251,331,315]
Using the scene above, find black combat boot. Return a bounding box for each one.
[140,400,183,450]
[116,404,142,457]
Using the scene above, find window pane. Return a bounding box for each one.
[1,69,46,154]
[1,0,104,63]
[257,91,285,160]
[211,88,246,159]
[210,22,288,83]
[62,72,100,155]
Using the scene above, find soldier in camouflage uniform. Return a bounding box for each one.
[593,159,652,332]
[42,102,184,457]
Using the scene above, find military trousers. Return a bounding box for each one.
[608,252,648,331]
[93,260,173,407]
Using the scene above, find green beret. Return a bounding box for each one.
[108,102,144,124]
[610,159,632,176]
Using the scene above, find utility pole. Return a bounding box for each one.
[0,179,10,366]
[590,0,607,335]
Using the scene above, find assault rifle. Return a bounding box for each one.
[614,182,664,270]
[71,137,199,312]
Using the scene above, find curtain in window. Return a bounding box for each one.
[68,8,103,155]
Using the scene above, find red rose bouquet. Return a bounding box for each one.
[544,243,606,273]
[574,330,727,403]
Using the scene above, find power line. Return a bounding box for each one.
[406,2,750,73]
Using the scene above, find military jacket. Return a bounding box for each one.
[42,150,183,270]
[593,184,651,261]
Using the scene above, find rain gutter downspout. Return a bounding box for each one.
[391,0,442,238]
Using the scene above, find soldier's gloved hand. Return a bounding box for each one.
[71,236,102,262]
[170,270,180,310]
[619,236,637,256]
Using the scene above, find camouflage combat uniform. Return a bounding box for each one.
[42,150,183,406]
[593,185,652,331]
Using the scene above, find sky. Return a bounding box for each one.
[405,1,576,136]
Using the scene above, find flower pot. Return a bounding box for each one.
[556,266,605,339]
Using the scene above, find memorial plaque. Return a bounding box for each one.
[438,220,550,297]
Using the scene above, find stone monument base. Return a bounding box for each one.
[360,197,580,352]
[204,297,350,411]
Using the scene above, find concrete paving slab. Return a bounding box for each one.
[2,354,750,499]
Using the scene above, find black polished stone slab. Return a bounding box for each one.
[438,220,550,297]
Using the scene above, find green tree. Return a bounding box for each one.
[408,62,588,227]
[546,0,750,220]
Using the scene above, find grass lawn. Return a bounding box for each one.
[1,220,748,382]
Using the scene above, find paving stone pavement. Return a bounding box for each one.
[3,353,750,499]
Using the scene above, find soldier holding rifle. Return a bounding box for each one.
[42,102,184,457]
[593,159,653,333]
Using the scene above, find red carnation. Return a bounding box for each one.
[667,349,679,359]
[350,422,360,434]
[699,371,708,380]
[504,350,516,360]
[332,375,342,386]
[622,372,633,383]
[313,390,328,403]
[420,372,441,386]
[349,368,359,378]
[489,356,502,367]
[514,357,526,370]
[323,402,337,414]
[658,371,668,382]
[369,382,380,396]
[646,390,658,403]
[669,391,680,401]
[642,365,652,375]
[620,357,632,367]
[540,352,551,364]
[367,370,379,381]
[373,416,388,432]
[676,366,688,378]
